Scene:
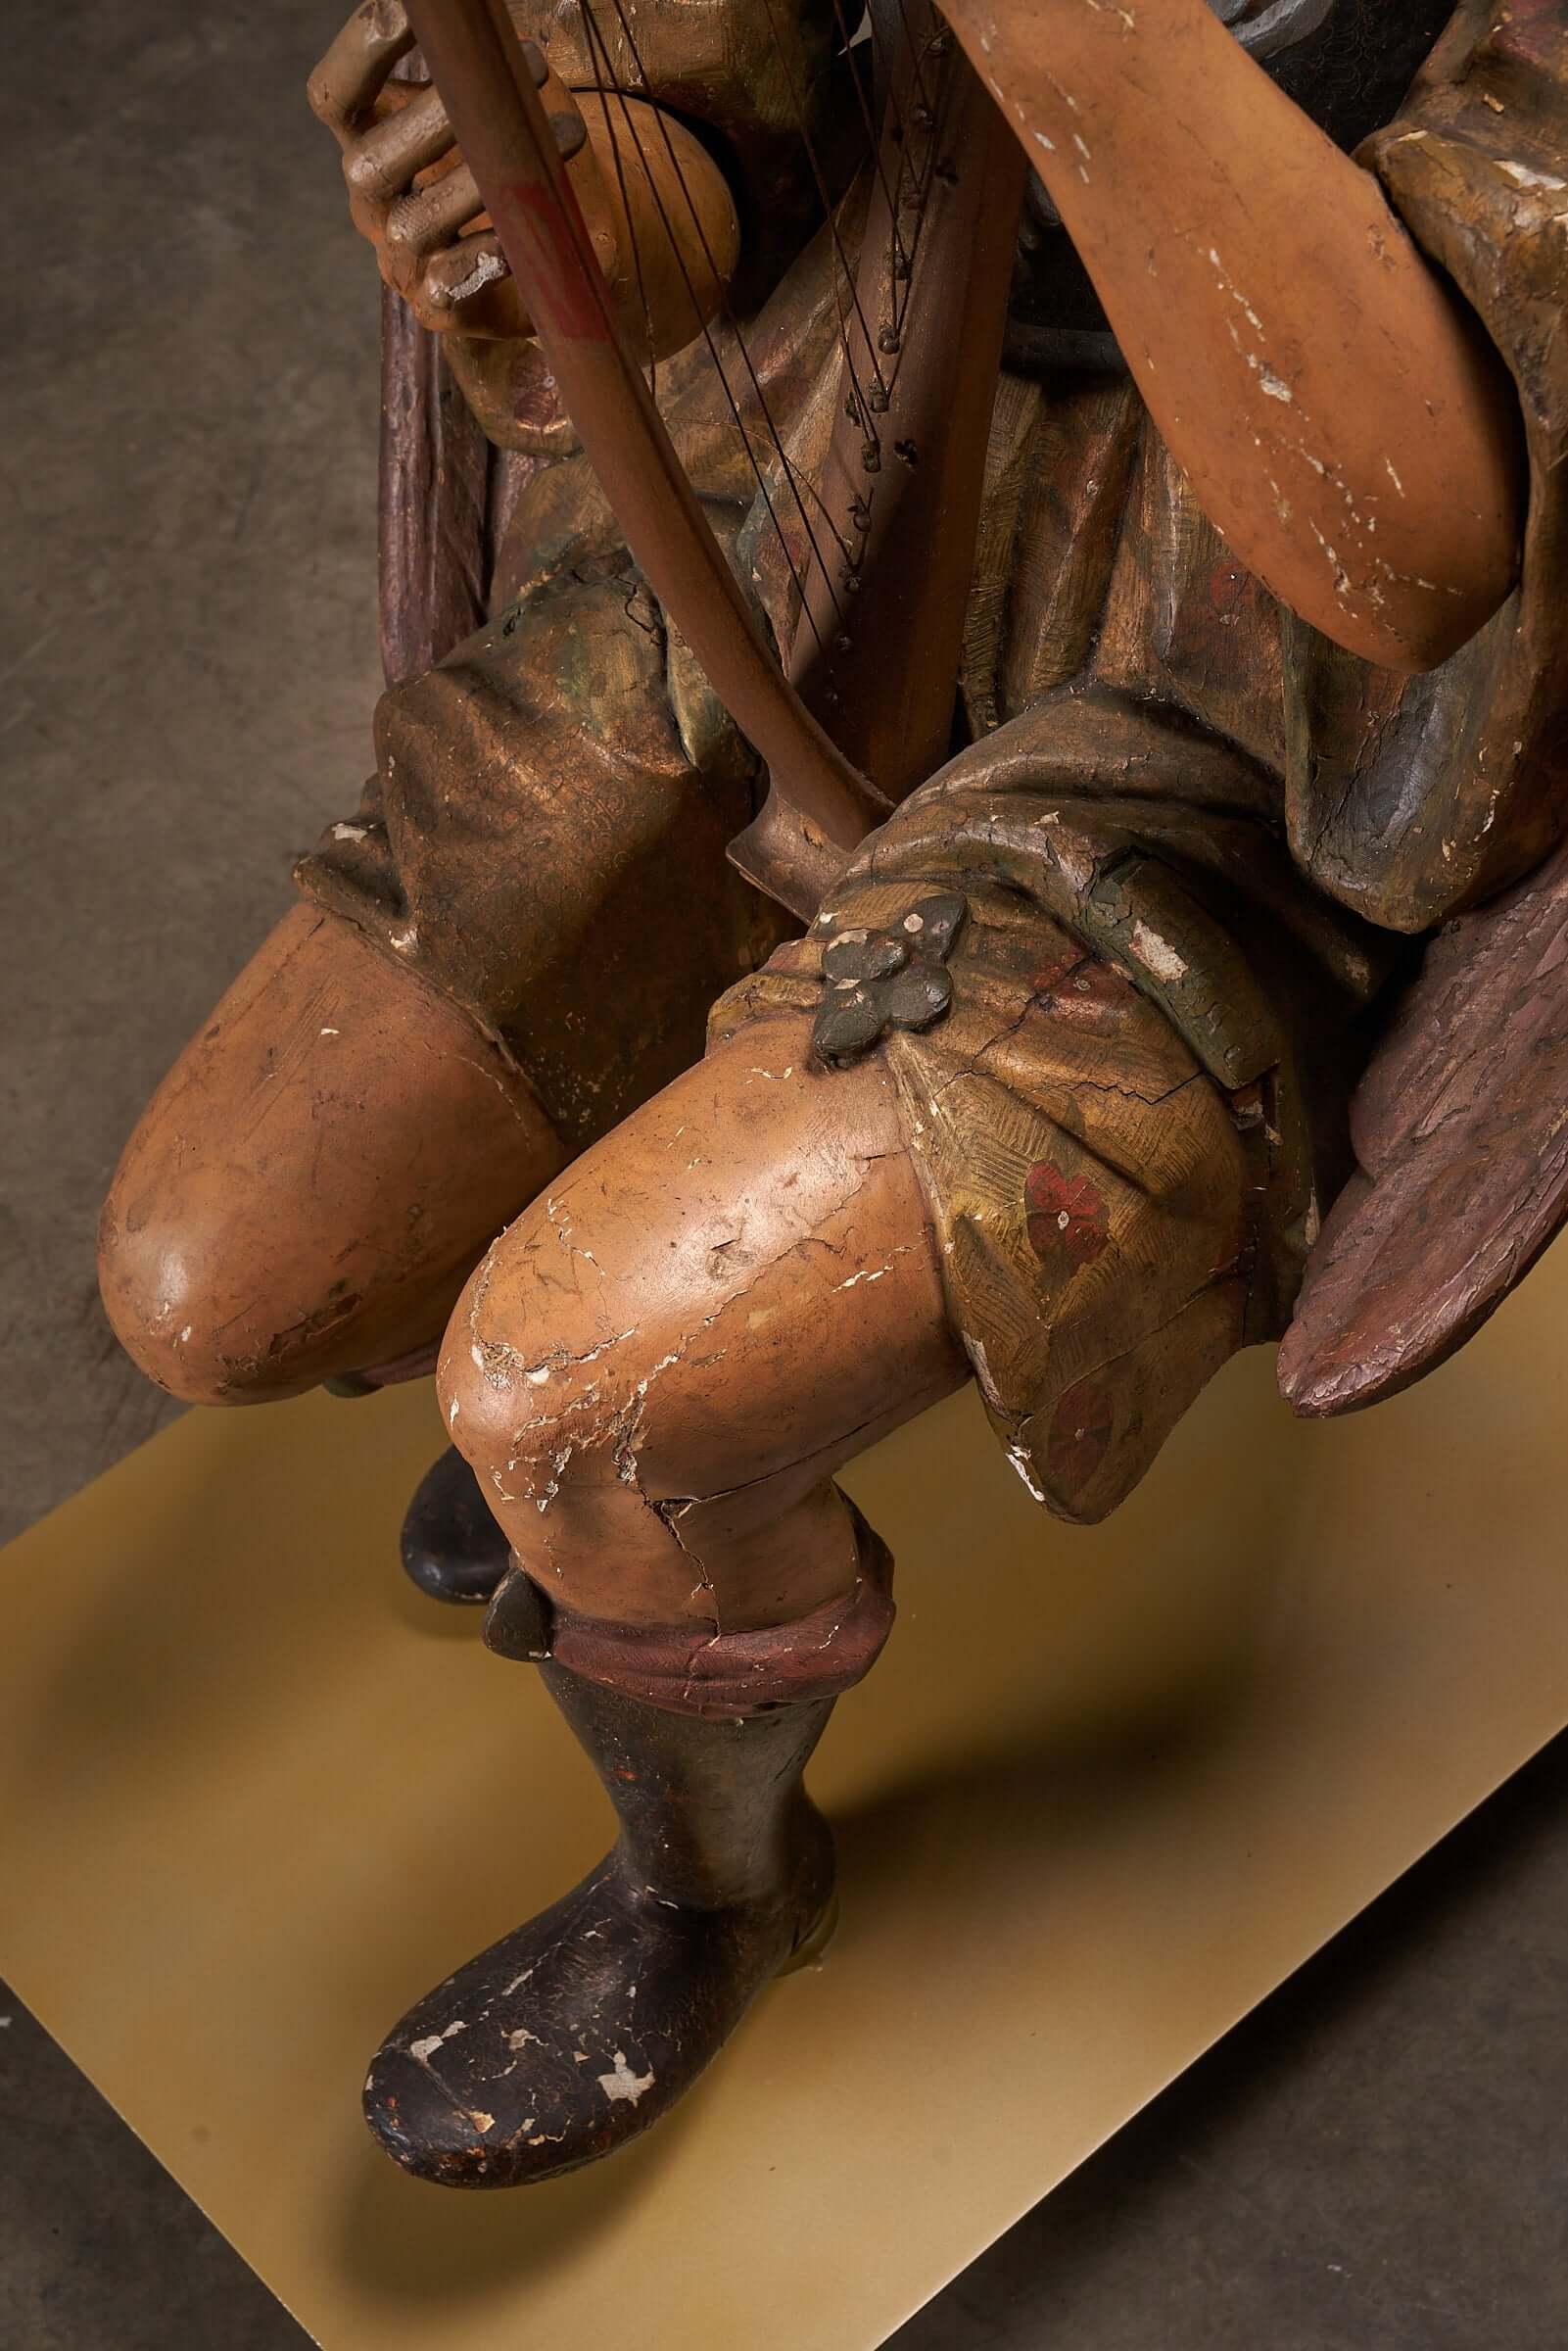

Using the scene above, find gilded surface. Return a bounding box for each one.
[300,0,1568,1480]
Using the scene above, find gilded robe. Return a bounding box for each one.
[298,0,1568,1510]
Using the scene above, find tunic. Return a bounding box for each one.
[295,1,1568,1511]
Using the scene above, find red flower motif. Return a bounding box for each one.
[1024,1161,1111,1271]
[1045,1380,1116,1503]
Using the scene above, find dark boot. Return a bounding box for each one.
[398,1446,512,1605]
[362,1663,837,2186]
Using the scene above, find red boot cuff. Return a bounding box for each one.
[485,1499,894,1719]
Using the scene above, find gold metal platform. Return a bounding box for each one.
[4,1254,1567,2348]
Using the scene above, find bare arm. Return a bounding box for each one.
[944,0,1525,671]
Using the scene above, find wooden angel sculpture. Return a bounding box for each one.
[99,0,1568,2185]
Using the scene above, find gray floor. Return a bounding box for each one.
[3,3,1565,2344]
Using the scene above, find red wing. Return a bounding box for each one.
[1279,834,1568,1416]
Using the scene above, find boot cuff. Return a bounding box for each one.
[487,1498,894,1719]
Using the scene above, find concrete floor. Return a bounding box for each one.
[3,2,1565,2343]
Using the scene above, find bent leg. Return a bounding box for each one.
[381,932,1257,2189]
[440,1012,970,1636]
[99,904,563,1404]
[101,549,780,1413]
[367,1017,966,2187]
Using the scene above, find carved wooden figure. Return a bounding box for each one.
[99,0,1568,2186]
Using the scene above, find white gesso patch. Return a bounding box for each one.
[409,2019,467,2061]
[450,247,507,303]
[597,2050,655,2106]
[968,1336,1005,1413]
[1007,1445,1047,1505]
[1128,921,1188,984]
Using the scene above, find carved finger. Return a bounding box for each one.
[308,0,414,147]
[417,233,529,337]
[385,162,484,274]
[343,82,455,206]
[422,231,508,311]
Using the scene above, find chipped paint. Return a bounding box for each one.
[1128,921,1188,983]
[597,2050,656,2105]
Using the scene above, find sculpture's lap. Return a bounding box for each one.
[293,563,789,1159]
[99,557,789,1412]
[711,884,1260,1528]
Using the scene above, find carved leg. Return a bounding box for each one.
[94,903,562,1608]
[363,869,1266,2182]
[101,547,780,1595]
[362,1020,966,2183]
[97,903,564,1404]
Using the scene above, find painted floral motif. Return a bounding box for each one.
[1023,1162,1111,1271]
[1045,1379,1116,1503]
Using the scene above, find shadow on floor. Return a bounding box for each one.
[5,1730,1564,2349]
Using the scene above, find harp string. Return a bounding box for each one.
[578,3,659,407]
[579,0,841,648]
[885,38,948,361]
[576,0,959,656]
[812,0,952,564]
[755,0,899,441]
[873,0,940,126]
[823,0,913,285]
[593,0,883,533]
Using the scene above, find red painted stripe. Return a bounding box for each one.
[491,180,612,344]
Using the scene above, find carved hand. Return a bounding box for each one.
[308,0,738,360]
[309,0,537,337]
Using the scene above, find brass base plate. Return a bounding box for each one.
[4,1257,1568,2347]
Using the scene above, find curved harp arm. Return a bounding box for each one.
[403,0,887,918]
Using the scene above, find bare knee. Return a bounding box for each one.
[438,1225,666,1604]
[439,1027,965,1624]
[97,1178,300,1407]
[98,1096,382,1408]
[99,903,563,1406]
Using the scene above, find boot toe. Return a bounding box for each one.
[363,2045,512,2187]
[361,1869,751,2186]
[364,2007,658,2187]
[360,1681,840,2190]
[399,1446,513,1605]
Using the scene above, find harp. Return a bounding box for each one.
[393,0,1023,918]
